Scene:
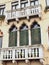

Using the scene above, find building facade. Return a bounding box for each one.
[0,0,49,65]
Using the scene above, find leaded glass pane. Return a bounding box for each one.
[9,27,17,47]
[31,28,41,45]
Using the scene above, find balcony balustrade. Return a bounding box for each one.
[0,46,43,61]
[6,5,42,20]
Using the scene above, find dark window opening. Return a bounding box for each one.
[9,25,17,47]
[0,36,2,48]
[31,21,41,45]
[0,4,5,15]
[30,0,39,6]
[20,23,29,46]
[11,1,19,10]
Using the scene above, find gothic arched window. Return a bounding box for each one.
[31,21,41,45]
[20,24,28,46]
[9,25,17,47]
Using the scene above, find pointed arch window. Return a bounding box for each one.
[20,24,28,46]
[31,22,41,45]
[9,25,17,47]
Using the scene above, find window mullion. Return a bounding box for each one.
[28,29,31,46]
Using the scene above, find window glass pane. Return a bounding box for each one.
[46,0,49,6]
[0,37,2,48]
[16,5,19,9]
[31,28,41,45]
[25,2,28,7]
[21,3,24,8]
[0,5,5,15]
[31,29,35,45]
[9,31,17,47]
[0,9,4,15]
[12,6,15,10]
[20,30,28,46]
[9,27,17,47]
[21,2,28,8]
[21,26,28,30]
[20,24,28,46]
[0,10,1,15]
[35,1,39,5]
[31,1,34,6]
[12,1,19,9]
[1,9,4,15]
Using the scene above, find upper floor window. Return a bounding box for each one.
[0,5,5,15]
[30,0,39,6]
[12,1,19,10]
[9,25,17,47]
[21,0,28,8]
[45,0,49,11]
[31,21,41,45]
[44,0,49,12]
[20,24,29,46]
[46,0,49,6]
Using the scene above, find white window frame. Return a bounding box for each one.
[0,5,5,15]
[21,0,28,8]
[12,1,19,10]
[30,0,39,6]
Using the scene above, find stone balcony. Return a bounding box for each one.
[6,5,42,21]
[0,46,43,61]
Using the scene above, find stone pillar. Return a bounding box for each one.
[19,0,21,8]
[28,27,31,46]
[28,0,30,6]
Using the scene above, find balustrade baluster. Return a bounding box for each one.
[25,48,28,59]
[12,49,15,60]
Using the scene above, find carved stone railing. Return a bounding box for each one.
[0,46,43,61]
[6,5,42,20]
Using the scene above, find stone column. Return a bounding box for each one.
[28,27,31,46]
[19,0,21,8]
[28,0,30,6]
